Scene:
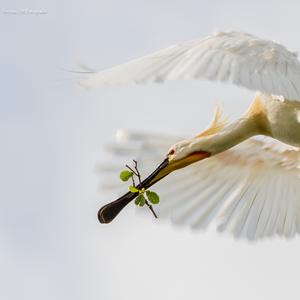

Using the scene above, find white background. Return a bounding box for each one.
[2,1,300,299]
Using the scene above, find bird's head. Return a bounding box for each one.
[98,107,227,223]
[146,138,211,185]
[98,137,211,224]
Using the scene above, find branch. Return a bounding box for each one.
[128,160,158,219]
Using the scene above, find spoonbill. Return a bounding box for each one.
[82,31,300,240]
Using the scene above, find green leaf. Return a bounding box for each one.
[135,194,145,207]
[146,190,160,204]
[129,185,139,193]
[119,170,133,182]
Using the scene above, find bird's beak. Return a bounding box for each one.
[98,151,210,224]
[148,151,211,185]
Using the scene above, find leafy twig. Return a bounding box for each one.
[133,160,142,184]
[125,165,136,187]
[120,160,160,219]
[144,199,158,218]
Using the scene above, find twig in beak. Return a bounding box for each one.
[133,160,142,184]
[126,160,158,219]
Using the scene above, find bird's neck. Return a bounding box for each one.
[205,117,259,154]
[190,96,270,156]
[192,115,265,156]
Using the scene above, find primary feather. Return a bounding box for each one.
[80,31,300,101]
[98,129,300,240]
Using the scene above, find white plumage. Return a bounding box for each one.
[81,31,300,100]
[99,131,300,240]
[88,31,300,240]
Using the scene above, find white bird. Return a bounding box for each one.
[83,31,300,240]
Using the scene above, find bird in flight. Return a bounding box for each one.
[82,31,300,240]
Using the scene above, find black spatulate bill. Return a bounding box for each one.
[98,158,169,223]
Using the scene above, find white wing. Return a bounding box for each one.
[81,31,300,101]
[99,130,300,240]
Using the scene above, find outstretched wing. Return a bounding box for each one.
[81,31,300,101]
[99,130,300,240]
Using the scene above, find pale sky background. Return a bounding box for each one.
[2,1,300,300]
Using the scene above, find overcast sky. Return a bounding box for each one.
[2,1,300,299]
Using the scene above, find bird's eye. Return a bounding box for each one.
[168,149,175,155]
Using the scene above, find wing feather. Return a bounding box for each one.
[98,130,300,240]
[81,31,300,101]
